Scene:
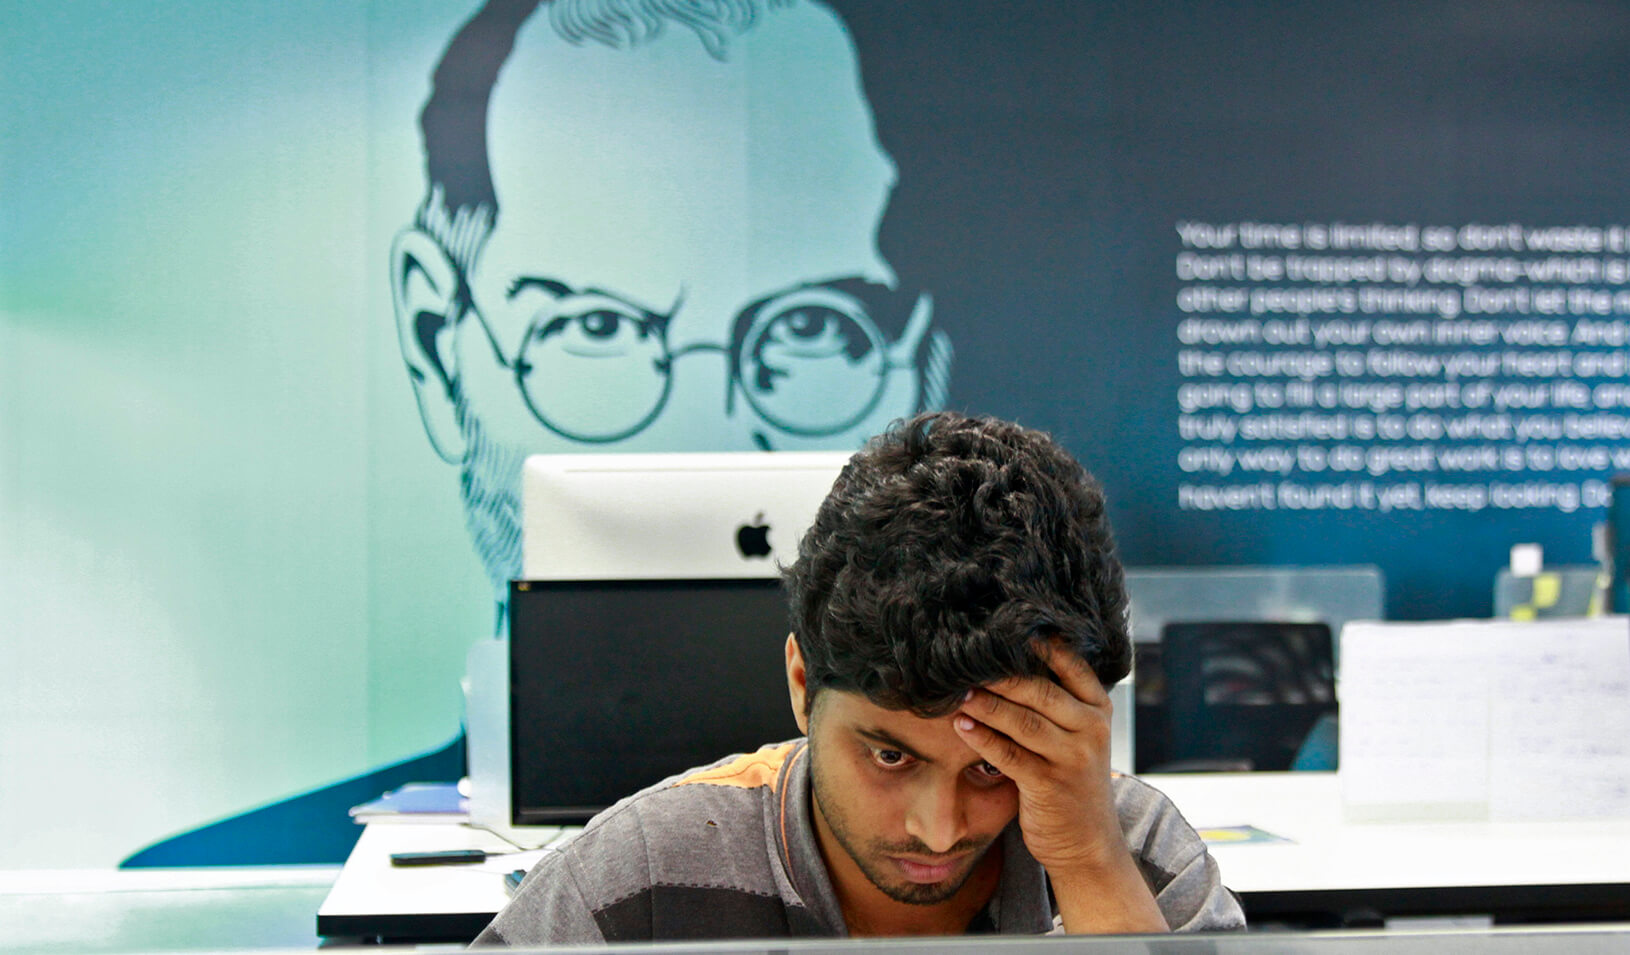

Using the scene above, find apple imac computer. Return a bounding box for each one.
[521,451,853,579]
[469,452,851,838]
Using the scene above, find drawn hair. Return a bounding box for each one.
[414,0,787,272]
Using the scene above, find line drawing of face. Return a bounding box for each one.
[391,0,952,599]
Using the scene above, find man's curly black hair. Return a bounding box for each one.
[784,411,1132,717]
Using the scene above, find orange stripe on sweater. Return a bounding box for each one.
[674,742,797,790]
[778,745,805,876]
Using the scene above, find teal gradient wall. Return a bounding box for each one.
[1,1,487,865]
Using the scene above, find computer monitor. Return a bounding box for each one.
[521,451,853,580]
[479,452,848,832]
[1159,621,1336,773]
[508,578,799,825]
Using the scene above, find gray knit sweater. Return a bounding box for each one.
[473,739,1245,945]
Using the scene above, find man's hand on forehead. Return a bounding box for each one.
[951,638,1166,932]
[950,638,1118,864]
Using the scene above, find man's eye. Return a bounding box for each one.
[871,748,910,769]
[975,761,1004,779]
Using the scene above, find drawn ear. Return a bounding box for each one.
[912,298,953,413]
[785,634,811,734]
[884,293,952,412]
[891,291,934,358]
[390,229,467,463]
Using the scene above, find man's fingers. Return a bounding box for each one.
[980,636,1112,727]
[981,672,1089,731]
[963,685,1077,750]
[952,713,1038,780]
[1033,637,1111,707]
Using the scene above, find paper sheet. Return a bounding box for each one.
[1339,617,1630,820]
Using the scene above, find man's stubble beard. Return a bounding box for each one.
[807,735,997,906]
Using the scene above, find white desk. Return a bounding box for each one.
[1152,773,1630,924]
[316,822,571,942]
[316,773,1630,941]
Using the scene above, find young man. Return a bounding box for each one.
[473,413,1245,944]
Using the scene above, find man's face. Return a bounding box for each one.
[423,1,934,590]
[805,689,1019,907]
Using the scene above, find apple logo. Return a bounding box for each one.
[735,512,772,559]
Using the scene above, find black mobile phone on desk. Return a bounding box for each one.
[389,849,488,866]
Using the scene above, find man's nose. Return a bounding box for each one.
[904,777,968,854]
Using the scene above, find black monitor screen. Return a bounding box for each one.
[508,578,800,825]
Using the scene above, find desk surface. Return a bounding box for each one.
[1151,773,1630,923]
[317,772,1630,941]
[1153,772,1630,891]
[317,823,566,941]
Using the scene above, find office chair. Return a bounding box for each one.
[1157,621,1337,772]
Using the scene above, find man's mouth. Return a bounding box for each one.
[890,854,967,884]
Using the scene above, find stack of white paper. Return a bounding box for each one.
[1339,617,1630,822]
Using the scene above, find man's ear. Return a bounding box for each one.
[390,228,467,463]
[785,634,810,735]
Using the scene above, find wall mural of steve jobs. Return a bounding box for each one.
[124,0,949,867]
[390,0,953,605]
